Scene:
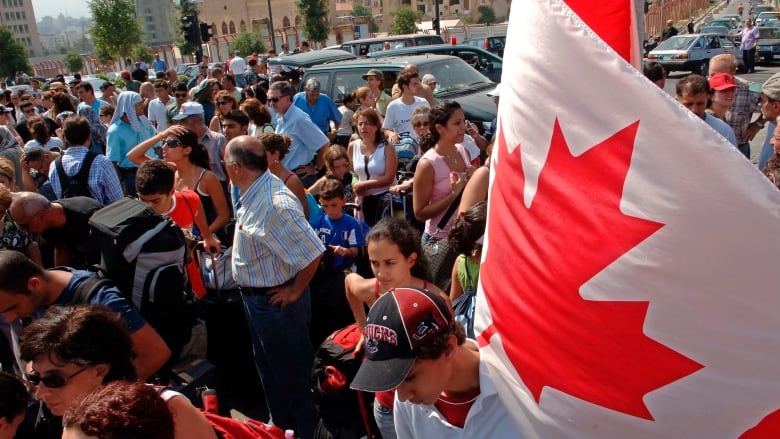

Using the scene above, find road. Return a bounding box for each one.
[662,1,779,164]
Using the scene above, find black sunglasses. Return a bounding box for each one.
[217,101,229,105]
[267,96,283,103]
[163,138,182,148]
[174,93,188,98]
[25,364,91,388]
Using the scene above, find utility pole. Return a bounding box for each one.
[434,0,441,35]
[267,0,276,52]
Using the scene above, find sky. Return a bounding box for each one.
[31,0,91,19]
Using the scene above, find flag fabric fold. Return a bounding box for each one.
[476,1,780,437]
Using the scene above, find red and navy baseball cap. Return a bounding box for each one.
[350,287,452,392]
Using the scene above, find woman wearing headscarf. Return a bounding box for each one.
[77,106,108,155]
[106,91,156,197]
[192,78,221,128]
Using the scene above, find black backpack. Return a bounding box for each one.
[88,197,196,362]
[55,152,97,199]
[311,324,379,439]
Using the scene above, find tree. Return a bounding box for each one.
[350,5,379,33]
[175,0,200,55]
[65,52,84,73]
[297,0,329,45]
[0,25,31,78]
[389,6,421,35]
[230,32,267,57]
[133,44,153,64]
[477,5,497,24]
[88,0,144,63]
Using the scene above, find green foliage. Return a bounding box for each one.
[477,5,497,24]
[64,52,84,73]
[88,0,144,62]
[95,73,111,81]
[230,32,267,56]
[462,15,474,24]
[297,0,329,44]
[389,6,421,35]
[133,44,153,64]
[178,74,190,85]
[350,5,379,33]
[0,25,31,77]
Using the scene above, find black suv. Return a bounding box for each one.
[302,54,498,133]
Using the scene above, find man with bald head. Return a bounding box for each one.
[225,135,323,439]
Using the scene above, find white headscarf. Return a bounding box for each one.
[110,91,153,133]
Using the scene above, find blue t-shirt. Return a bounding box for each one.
[292,92,342,133]
[52,269,146,333]
[315,213,365,270]
[107,121,155,168]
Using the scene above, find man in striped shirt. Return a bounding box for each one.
[225,134,323,439]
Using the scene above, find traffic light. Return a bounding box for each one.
[181,15,197,44]
[200,22,213,43]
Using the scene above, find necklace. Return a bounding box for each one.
[437,393,479,406]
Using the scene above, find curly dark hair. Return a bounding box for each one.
[175,128,211,170]
[418,100,462,152]
[448,201,486,255]
[63,381,174,439]
[0,371,28,423]
[257,132,291,160]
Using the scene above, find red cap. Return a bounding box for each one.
[709,73,737,91]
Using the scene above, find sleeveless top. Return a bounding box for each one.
[352,139,391,196]
[194,169,218,234]
[420,145,470,239]
[374,279,428,299]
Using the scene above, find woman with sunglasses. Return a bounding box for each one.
[19,305,217,439]
[126,126,230,239]
[208,90,238,135]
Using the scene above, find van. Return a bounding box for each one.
[334,34,445,56]
[368,44,503,82]
[302,54,497,133]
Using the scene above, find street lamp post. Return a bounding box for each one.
[267,0,276,52]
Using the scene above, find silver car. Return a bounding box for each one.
[646,33,744,75]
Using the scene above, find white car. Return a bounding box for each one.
[647,33,744,75]
[756,11,780,26]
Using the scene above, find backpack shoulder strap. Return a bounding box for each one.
[54,156,68,189]
[72,275,114,304]
[74,151,97,186]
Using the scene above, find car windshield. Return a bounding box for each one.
[709,19,731,27]
[760,28,780,38]
[700,26,729,34]
[421,58,493,94]
[656,35,697,50]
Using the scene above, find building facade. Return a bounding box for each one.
[135,0,176,45]
[0,0,43,56]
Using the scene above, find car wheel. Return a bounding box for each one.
[696,59,709,76]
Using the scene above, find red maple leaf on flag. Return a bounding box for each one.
[480,119,704,420]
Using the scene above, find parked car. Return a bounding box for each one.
[175,63,196,75]
[368,44,503,82]
[756,11,780,25]
[331,34,445,57]
[646,33,744,75]
[302,54,497,133]
[757,27,780,63]
[268,49,356,71]
[463,36,506,57]
[704,18,737,29]
[698,25,731,35]
[752,4,775,19]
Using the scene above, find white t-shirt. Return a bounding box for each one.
[383,96,428,140]
[229,57,247,77]
[393,356,525,439]
[25,137,63,151]
[148,96,175,132]
[459,134,481,163]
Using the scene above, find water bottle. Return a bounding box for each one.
[203,265,213,287]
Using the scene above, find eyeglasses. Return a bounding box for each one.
[413,121,429,127]
[174,93,188,98]
[23,108,36,114]
[267,96,284,103]
[217,101,230,105]
[163,138,182,148]
[25,364,91,388]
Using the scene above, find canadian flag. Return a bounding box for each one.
[476,0,780,438]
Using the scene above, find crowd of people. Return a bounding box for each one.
[0,46,507,439]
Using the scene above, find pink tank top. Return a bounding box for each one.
[420,145,469,239]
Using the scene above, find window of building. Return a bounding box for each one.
[229,21,235,34]
[417,4,425,12]
[283,16,290,28]
[23,24,28,32]
[21,11,25,19]
[212,22,218,36]
[1,0,7,8]
[240,20,246,32]
[222,22,228,35]
[295,15,301,26]
[16,11,22,20]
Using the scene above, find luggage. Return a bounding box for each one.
[88,197,196,361]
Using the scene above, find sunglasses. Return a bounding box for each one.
[267,96,283,103]
[25,364,91,388]
[217,101,230,105]
[163,138,182,147]
[174,93,188,98]
[413,122,429,127]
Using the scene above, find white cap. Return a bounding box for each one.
[172,102,204,120]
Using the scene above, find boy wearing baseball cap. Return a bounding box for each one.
[351,287,523,437]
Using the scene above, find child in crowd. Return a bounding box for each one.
[308,145,354,204]
[135,159,220,298]
[448,200,486,338]
[345,217,445,439]
[309,177,366,347]
[350,287,523,438]
[335,92,357,148]
[0,371,28,439]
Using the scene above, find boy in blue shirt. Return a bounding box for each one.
[310,177,366,347]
